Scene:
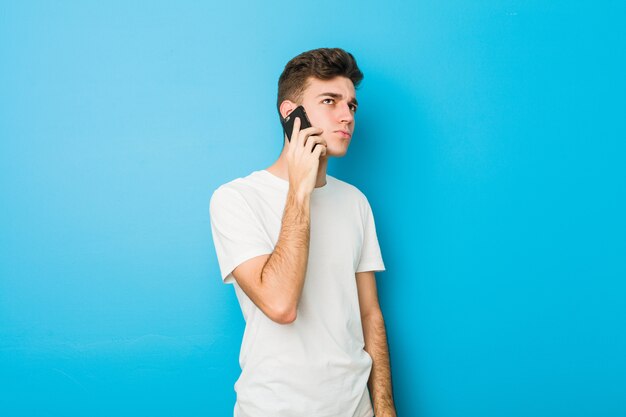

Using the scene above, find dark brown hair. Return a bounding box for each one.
[277,48,363,116]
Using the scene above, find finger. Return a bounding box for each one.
[312,143,327,159]
[300,128,324,152]
[290,117,302,148]
[304,135,327,153]
[293,127,323,158]
[300,126,323,138]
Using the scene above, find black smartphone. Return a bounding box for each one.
[281,106,312,141]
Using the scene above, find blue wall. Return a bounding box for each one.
[1,1,625,416]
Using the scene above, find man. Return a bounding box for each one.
[210,48,396,417]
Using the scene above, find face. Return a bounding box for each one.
[284,76,358,157]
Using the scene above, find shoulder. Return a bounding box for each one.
[328,175,370,206]
[210,171,264,210]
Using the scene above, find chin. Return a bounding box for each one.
[325,138,351,156]
[327,147,349,158]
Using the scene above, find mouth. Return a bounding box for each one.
[335,130,352,139]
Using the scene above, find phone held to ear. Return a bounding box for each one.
[281,106,312,141]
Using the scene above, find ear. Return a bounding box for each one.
[279,100,298,119]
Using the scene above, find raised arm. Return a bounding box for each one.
[232,118,327,324]
[232,189,309,324]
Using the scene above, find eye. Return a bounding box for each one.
[322,98,335,104]
[349,103,358,113]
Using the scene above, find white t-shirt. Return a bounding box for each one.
[209,169,385,417]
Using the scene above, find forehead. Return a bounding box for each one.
[302,76,356,99]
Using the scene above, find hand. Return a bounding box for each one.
[286,116,326,200]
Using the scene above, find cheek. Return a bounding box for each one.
[307,107,323,119]
[310,104,332,116]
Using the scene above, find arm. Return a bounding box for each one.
[231,118,326,324]
[357,271,397,417]
[232,190,310,324]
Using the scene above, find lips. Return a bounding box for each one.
[335,130,352,139]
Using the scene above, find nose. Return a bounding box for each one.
[338,102,354,124]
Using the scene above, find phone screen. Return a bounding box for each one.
[281,106,312,141]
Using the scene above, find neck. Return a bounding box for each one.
[266,143,328,188]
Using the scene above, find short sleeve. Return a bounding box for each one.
[356,199,386,273]
[209,186,274,283]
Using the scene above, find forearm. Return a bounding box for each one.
[260,187,311,318]
[363,310,396,416]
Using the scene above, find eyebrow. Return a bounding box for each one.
[316,92,359,107]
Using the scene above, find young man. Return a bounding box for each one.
[210,48,396,417]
